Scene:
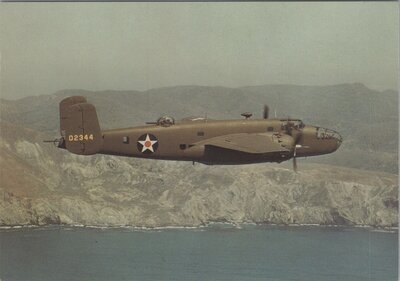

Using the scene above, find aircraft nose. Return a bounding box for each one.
[316,127,342,152]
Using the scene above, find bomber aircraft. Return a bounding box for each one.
[47,96,342,171]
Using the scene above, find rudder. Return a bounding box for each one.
[59,96,103,155]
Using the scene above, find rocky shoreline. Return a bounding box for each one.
[1,222,398,232]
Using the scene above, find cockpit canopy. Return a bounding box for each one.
[280,119,305,130]
[291,120,305,129]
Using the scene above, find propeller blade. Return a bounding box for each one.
[293,144,298,172]
[293,157,297,172]
[263,105,269,119]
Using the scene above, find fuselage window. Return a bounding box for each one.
[122,136,129,144]
[179,144,187,150]
[197,131,205,136]
[267,127,274,132]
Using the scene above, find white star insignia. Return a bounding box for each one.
[138,134,158,153]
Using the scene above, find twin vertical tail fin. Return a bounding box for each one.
[59,96,103,155]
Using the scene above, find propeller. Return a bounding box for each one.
[264,105,302,172]
[283,118,302,173]
[263,105,269,119]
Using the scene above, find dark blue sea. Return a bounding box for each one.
[0,224,398,281]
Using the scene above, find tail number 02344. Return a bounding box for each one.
[68,134,94,141]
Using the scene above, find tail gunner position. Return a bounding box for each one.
[48,96,342,171]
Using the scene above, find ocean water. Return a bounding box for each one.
[0,225,398,281]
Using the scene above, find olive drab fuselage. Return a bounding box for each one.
[56,96,342,166]
[99,119,341,164]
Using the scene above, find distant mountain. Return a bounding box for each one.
[0,84,398,227]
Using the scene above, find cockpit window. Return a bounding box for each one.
[294,120,305,129]
[281,119,305,130]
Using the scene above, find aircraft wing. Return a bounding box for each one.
[193,133,291,154]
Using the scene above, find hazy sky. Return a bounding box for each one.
[1,3,398,99]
